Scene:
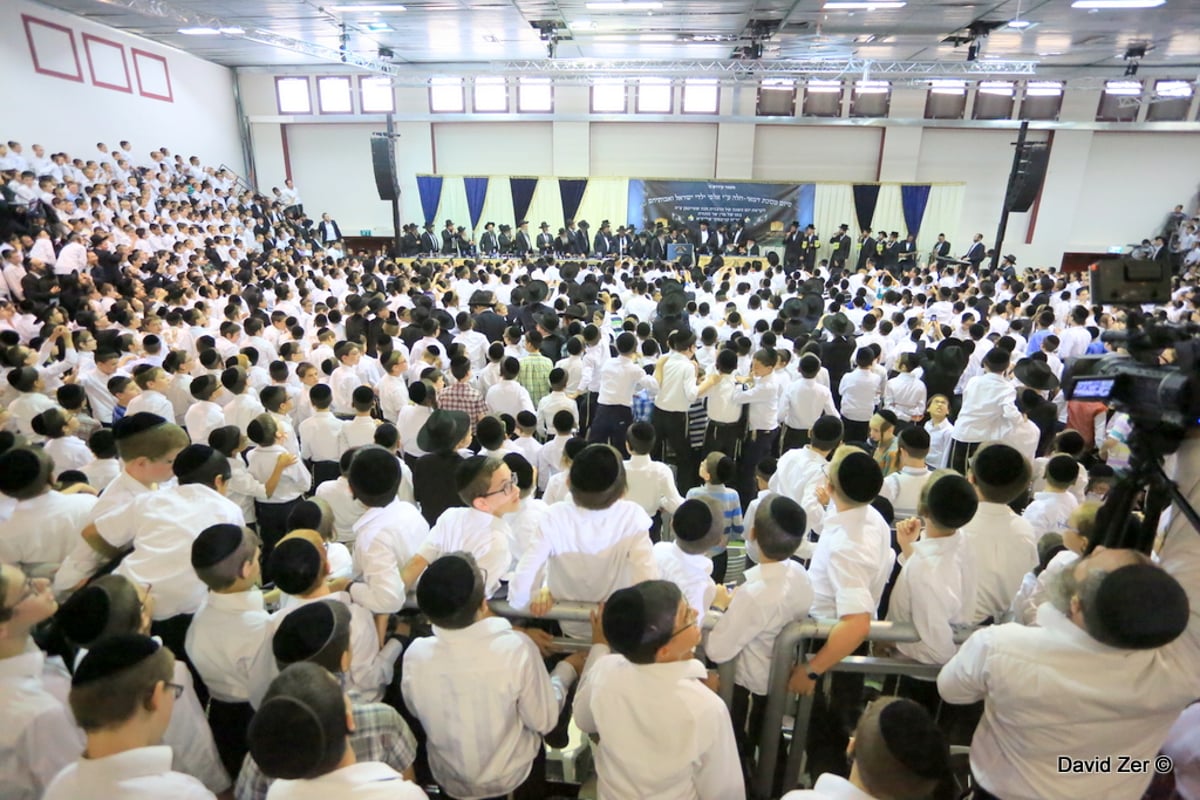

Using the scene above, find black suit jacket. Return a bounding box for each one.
[648,237,667,261]
[593,232,611,256]
[857,237,876,270]
[965,241,986,265]
[401,232,420,256]
[319,220,342,244]
[441,229,458,255]
[784,231,802,262]
[536,233,554,254]
[479,231,499,254]
[831,234,851,264]
[473,310,508,343]
[573,229,589,255]
[514,231,532,255]
[420,231,439,253]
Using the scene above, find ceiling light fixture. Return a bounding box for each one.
[177,26,221,35]
[930,79,966,95]
[979,80,1014,95]
[1006,19,1034,29]
[1025,80,1063,96]
[1070,0,1165,7]
[327,4,408,11]
[807,79,843,93]
[1105,79,1143,95]
[824,1,905,8]
[1157,80,1193,97]
[586,1,663,10]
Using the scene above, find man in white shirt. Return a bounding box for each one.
[574,580,745,800]
[939,432,1200,800]
[780,354,837,452]
[246,662,425,800]
[948,347,1021,475]
[43,635,214,800]
[771,416,843,560]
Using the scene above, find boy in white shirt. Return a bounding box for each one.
[1022,453,1081,539]
[401,455,517,599]
[341,386,381,451]
[221,367,265,435]
[82,429,120,490]
[313,449,368,545]
[297,384,345,488]
[574,580,745,800]
[500,453,548,571]
[653,496,725,616]
[623,422,685,538]
[184,375,224,447]
[923,394,953,470]
[260,386,299,457]
[403,554,585,800]
[125,366,175,421]
[0,446,98,573]
[510,411,543,468]
[837,347,883,443]
[707,494,813,757]
[878,427,933,521]
[246,414,310,572]
[509,444,658,640]
[536,368,578,438]
[537,410,574,493]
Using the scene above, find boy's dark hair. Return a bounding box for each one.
[246,413,279,447]
[416,552,485,630]
[548,367,566,391]
[260,385,288,413]
[221,366,247,394]
[855,348,875,368]
[799,354,821,379]
[190,375,218,401]
[112,415,189,462]
[1054,429,1086,458]
[625,422,656,456]
[192,524,260,591]
[475,416,506,451]
[568,444,627,510]
[970,443,1032,503]
[552,409,575,435]
[69,635,175,732]
[351,385,375,413]
[615,331,637,355]
[501,357,520,380]
[56,383,87,411]
[309,383,333,409]
[753,495,808,561]
[703,452,736,485]
[897,426,931,459]
[603,580,682,665]
[374,423,399,450]
[107,375,133,396]
[173,443,232,487]
[450,356,471,382]
[87,429,117,459]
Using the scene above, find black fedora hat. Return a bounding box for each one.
[801,291,826,318]
[526,280,550,303]
[1014,358,1060,392]
[822,312,854,337]
[468,289,496,308]
[559,262,581,282]
[781,296,805,320]
[579,281,600,303]
[416,410,470,453]
[657,291,687,318]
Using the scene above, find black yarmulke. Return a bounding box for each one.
[878,698,951,780]
[602,582,677,661]
[347,445,400,500]
[416,554,478,621]
[172,444,221,481]
[1046,454,1080,486]
[569,445,621,493]
[208,425,242,455]
[272,600,349,666]
[502,453,534,490]
[0,448,47,496]
[190,374,217,399]
[55,584,112,647]
[925,473,978,530]
[672,498,715,543]
[192,524,245,569]
[113,412,167,440]
[352,385,374,405]
[835,451,883,504]
[516,410,537,429]
[456,455,492,494]
[1088,563,1190,650]
[971,443,1026,481]
[767,495,807,538]
[73,634,161,687]
[810,415,843,446]
[270,538,323,595]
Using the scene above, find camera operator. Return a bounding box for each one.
[937,429,1200,800]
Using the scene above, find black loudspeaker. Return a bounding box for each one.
[370,137,398,201]
[1005,144,1049,213]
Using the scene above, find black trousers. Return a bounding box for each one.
[803,641,870,781]
[841,417,870,445]
[653,407,698,494]
[256,498,302,582]
[780,426,809,454]
[731,684,768,759]
[207,698,254,779]
[710,549,728,584]
[588,403,632,457]
[947,438,981,476]
[739,428,778,508]
[576,392,597,436]
[703,420,742,460]
[310,459,340,490]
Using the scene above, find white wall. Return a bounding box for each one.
[0,0,242,173]
[751,127,881,182]
[433,122,553,175]
[589,122,719,179]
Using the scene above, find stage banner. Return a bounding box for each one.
[631,180,813,246]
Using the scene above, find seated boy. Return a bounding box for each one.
[509,444,658,639]
[501,453,548,571]
[707,495,813,755]
[0,446,97,574]
[402,553,585,799]
[652,496,726,616]
[1022,453,1081,539]
[574,580,745,800]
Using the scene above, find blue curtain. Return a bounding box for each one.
[796,184,816,228]
[510,178,538,224]
[416,175,443,227]
[464,177,488,229]
[626,180,645,230]
[559,179,588,223]
[852,185,880,233]
[901,184,932,237]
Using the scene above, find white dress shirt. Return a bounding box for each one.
[782,773,875,800]
[348,499,429,614]
[341,416,380,451]
[597,357,655,406]
[502,498,549,571]
[733,372,782,432]
[184,589,271,703]
[0,649,85,800]
[924,419,953,469]
[125,389,176,422]
[536,391,578,437]
[706,560,814,695]
[508,499,656,638]
[808,504,895,620]
[883,372,927,422]
[42,746,214,800]
[401,617,576,799]
[703,374,741,424]
[247,445,310,503]
[837,368,882,423]
[0,490,97,570]
[655,351,700,413]
[54,471,158,594]
[887,534,977,665]
[101,484,246,619]
[43,436,94,473]
[624,454,686,517]
[79,369,118,424]
[574,646,745,800]
[330,365,360,415]
[262,761,425,800]
[1021,490,1080,539]
[184,400,224,446]
[377,374,409,423]
[877,466,931,521]
[415,507,510,598]
[485,380,535,420]
[952,372,1020,443]
[223,392,266,435]
[298,411,345,462]
[781,378,837,430]
[313,477,368,544]
[653,542,716,617]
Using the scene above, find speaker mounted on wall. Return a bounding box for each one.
[1005,143,1049,213]
[371,136,399,201]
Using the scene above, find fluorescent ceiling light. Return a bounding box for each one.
[855,80,889,93]
[1156,80,1193,97]
[807,79,842,93]
[1071,0,1164,7]
[1026,80,1063,96]
[177,26,220,35]
[1105,80,1142,95]
[640,34,676,41]
[362,22,392,31]
[586,2,663,10]
[218,26,244,34]
[930,79,965,94]
[1006,19,1035,29]
[979,80,1014,95]
[327,4,408,10]
[824,1,906,8]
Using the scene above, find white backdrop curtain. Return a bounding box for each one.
[433,177,472,238]
[574,178,630,235]
[920,184,966,257]
[812,184,856,265]
[524,178,566,235]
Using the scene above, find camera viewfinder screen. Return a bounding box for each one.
[1073,378,1116,401]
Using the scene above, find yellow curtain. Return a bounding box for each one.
[921,184,966,257]
[574,178,630,233]
[478,177,514,230]
[434,177,472,239]
[872,184,906,240]
[812,184,856,264]
[524,178,566,234]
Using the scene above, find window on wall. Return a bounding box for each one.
[757,79,796,116]
[1147,80,1193,121]
[1097,80,1141,122]
[474,76,508,112]
[973,81,1015,120]
[802,79,843,117]
[925,80,967,119]
[592,79,627,112]
[360,76,395,114]
[682,78,719,113]
[518,77,553,112]
[275,76,311,114]
[316,76,353,114]
[850,81,889,117]
[1020,81,1064,121]
[637,78,673,113]
[430,77,465,112]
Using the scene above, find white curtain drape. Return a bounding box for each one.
[920,184,966,257]
[813,184,856,265]
[433,177,472,239]
[524,178,566,235]
[478,177,514,230]
[574,178,630,234]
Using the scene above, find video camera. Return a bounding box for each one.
[1062,257,1200,438]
